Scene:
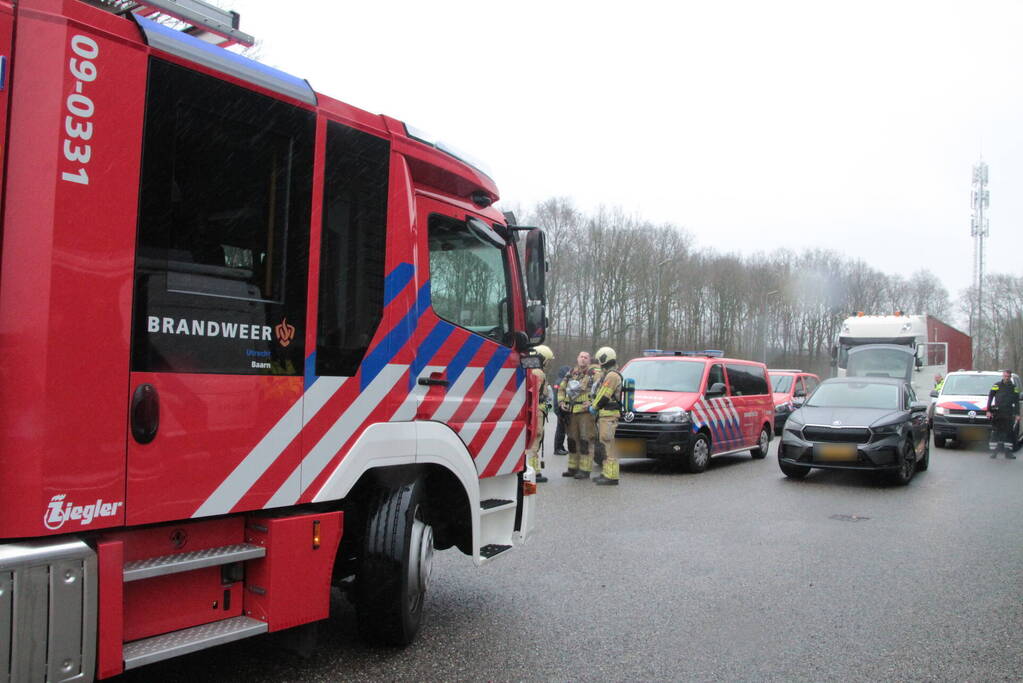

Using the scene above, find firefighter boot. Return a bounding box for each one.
[574,452,591,479]
[595,458,620,485]
[561,469,578,477]
[536,473,549,482]
[594,476,618,486]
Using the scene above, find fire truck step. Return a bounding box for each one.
[123,543,266,582]
[480,498,515,513]
[479,543,512,559]
[123,615,268,670]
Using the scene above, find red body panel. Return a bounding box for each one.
[0,0,146,537]
[96,540,124,679]
[927,316,972,372]
[244,511,342,631]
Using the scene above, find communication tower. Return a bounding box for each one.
[970,160,989,352]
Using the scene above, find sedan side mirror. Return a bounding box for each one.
[910,401,929,412]
[929,390,939,398]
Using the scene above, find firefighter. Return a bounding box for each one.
[526,345,554,482]
[589,346,623,486]
[552,365,571,455]
[986,370,1020,458]
[558,351,602,479]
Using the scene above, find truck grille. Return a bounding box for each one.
[801,426,871,444]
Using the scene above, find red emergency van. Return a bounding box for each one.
[615,351,775,472]
[0,1,548,679]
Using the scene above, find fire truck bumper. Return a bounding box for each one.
[0,538,97,682]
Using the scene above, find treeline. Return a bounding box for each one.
[523,197,1022,375]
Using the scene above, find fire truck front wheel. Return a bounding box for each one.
[356,478,434,646]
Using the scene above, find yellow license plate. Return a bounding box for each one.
[814,443,857,462]
[959,426,988,441]
[616,439,647,458]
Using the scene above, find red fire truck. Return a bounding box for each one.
[0,1,548,679]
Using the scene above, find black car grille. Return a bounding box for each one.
[801,426,871,444]
[622,412,662,423]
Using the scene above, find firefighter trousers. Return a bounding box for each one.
[527,411,547,474]
[990,413,1016,451]
[566,411,595,472]
[597,415,620,480]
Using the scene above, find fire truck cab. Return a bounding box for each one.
[0,1,547,679]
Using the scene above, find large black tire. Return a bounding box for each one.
[751,426,771,459]
[933,435,947,449]
[778,459,810,479]
[355,479,434,645]
[887,440,916,486]
[685,433,711,473]
[917,434,930,471]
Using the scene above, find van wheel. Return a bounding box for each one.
[751,426,770,459]
[686,433,711,473]
[355,478,434,645]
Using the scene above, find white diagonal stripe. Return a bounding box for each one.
[192,377,347,518]
[458,368,515,443]
[496,427,527,475]
[473,387,526,474]
[391,366,443,422]
[431,367,484,423]
[268,364,407,507]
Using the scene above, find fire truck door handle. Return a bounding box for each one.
[130,383,160,444]
[417,375,449,387]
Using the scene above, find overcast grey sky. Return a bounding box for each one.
[230,0,1022,299]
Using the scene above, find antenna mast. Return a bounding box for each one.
[970,160,989,362]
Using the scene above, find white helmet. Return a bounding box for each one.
[533,345,554,363]
[594,346,616,366]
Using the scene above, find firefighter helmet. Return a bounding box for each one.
[594,346,617,366]
[534,345,554,363]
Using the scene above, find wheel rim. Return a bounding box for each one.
[759,429,769,452]
[693,439,709,468]
[901,445,914,480]
[407,508,434,613]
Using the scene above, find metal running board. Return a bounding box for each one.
[479,544,512,560]
[123,543,265,582]
[480,498,515,514]
[123,616,267,669]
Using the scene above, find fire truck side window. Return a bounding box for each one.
[132,59,314,375]
[428,215,512,345]
[315,122,389,377]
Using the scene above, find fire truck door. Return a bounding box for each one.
[413,197,525,475]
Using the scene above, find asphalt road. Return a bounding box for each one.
[122,435,1023,682]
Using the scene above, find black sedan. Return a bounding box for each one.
[777,377,931,485]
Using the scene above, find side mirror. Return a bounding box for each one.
[910,401,929,412]
[519,353,542,370]
[707,382,726,398]
[929,390,939,398]
[792,396,805,407]
[523,228,547,344]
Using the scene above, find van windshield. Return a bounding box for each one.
[625,360,704,392]
[943,375,999,396]
[769,374,793,392]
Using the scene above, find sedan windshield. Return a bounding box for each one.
[806,382,900,410]
[769,374,793,392]
[943,375,999,396]
[625,360,704,392]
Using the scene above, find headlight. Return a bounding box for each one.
[934,406,946,415]
[775,402,792,414]
[658,409,691,424]
[872,423,902,436]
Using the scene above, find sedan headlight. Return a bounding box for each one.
[872,423,902,436]
[658,409,691,424]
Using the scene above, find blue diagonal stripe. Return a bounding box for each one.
[483,346,512,387]
[360,281,430,390]
[304,352,318,390]
[409,321,455,390]
[383,263,414,306]
[445,335,485,387]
